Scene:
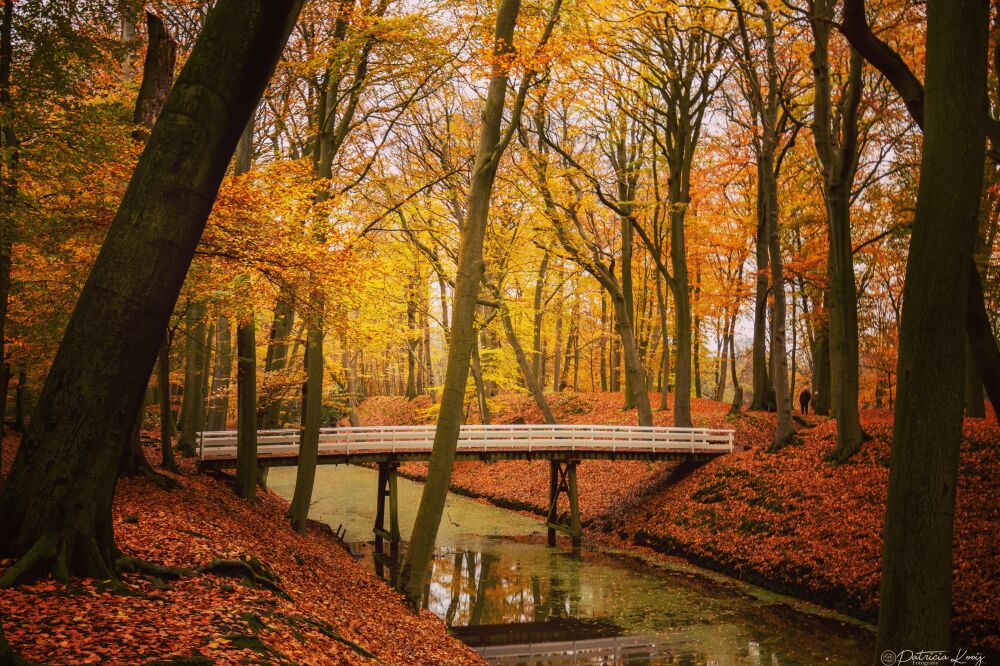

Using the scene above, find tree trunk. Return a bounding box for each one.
[12,367,24,432]
[341,343,361,427]
[611,291,653,425]
[236,316,257,501]
[398,0,526,608]
[0,0,16,477]
[811,307,832,415]
[259,290,294,429]
[158,332,176,471]
[531,251,548,384]
[470,335,490,424]
[750,172,772,411]
[966,265,1000,414]
[656,273,669,410]
[406,274,418,399]
[599,293,608,391]
[763,154,795,450]
[177,301,207,456]
[552,306,562,393]
[621,215,636,410]
[810,5,865,461]
[670,207,693,427]
[289,297,323,533]
[499,304,556,423]
[232,118,258,500]
[877,0,988,653]
[207,316,232,430]
[0,0,303,586]
[964,339,985,417]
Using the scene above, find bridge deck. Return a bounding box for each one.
[197,424,734,469]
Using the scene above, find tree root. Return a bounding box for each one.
[278,613,377,660]
[115,556,192,580]
[195,558,291,600]
[137,466,182,491]
[768,431,800,454]
[0,536,57,589]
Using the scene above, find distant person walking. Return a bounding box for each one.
[799,388,812,415]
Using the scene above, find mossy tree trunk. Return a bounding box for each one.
[0,0,304,586]
[398,0,561,608]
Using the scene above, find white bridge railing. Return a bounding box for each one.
[198,424,735,462]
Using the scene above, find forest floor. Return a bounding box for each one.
[0,435,484,665]
[357,392,1000,654]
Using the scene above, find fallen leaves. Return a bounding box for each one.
[0,434,484,665]
[358,392,1000,653]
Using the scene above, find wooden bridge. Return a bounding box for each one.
[198,424,734,552]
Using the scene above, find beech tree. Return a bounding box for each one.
[398,0,562,607]
[862,0,989,653]
[0,0,304,586]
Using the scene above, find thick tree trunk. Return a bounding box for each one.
[0,0,303,586]
[398,0,526,608]
[877,0,988,654]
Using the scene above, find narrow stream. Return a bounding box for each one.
[270,465,874,665]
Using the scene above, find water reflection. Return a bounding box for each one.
[269,465,874,665]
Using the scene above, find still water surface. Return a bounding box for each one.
[269,464,874,665]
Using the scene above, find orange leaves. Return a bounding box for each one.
[0,434,484,665]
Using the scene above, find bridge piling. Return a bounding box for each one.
[546,459,582,550]
[374,461,400,560]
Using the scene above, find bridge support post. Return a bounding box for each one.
[374,461,401,563]
[546,459,581,549]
